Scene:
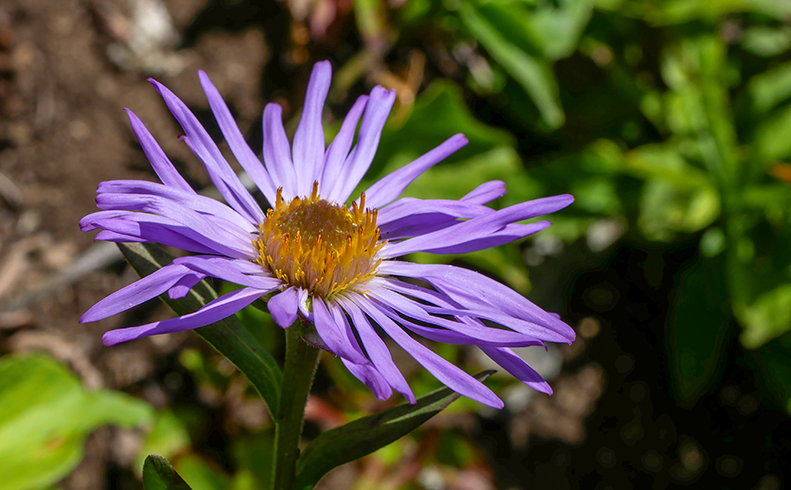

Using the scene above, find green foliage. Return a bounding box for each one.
[143,455,194,490]
[0,354,153,490]
[294,371,495,490]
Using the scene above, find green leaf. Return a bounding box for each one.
[0,354,153,490]
[746,60,791,114]
[740,284,791,349]
[293,370,495,490]
[755,104,791,160]
[667,257,734,405]
[118,242,283,420]
[741,26,791,57]
[458,0,564,128]
[143,455,194,490]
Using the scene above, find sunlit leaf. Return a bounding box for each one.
[0,354,153,490]
[740,284,791,349]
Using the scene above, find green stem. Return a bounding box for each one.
[273,324,321,490]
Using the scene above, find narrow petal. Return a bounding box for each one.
[341,358,393,400]
[362,134,468,209]
[321,94,368,199]
[125,110,194,193]
[370,286,547,347]
[292,61,332,195]
[268,287,299,328]
[339,297,414,402]
[172,256,280,290]
[96,195,256,258]
[331,86,396,202]
[353,297,504,409]
[102,287,266,345]
[479,345,552,394]
[379,261,575,342]
[380,194,573,258]
[313,299,368,364]
[263,103,297,198]
[377,198,492,226]
[168,273,206,299]
[150,79,263,224]
[81,264,191,322]
[199,70,278,204]
[461,180,506,204]
[88,212,238,257]
[97,180,256,232]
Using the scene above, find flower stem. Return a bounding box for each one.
[273,323,321,490]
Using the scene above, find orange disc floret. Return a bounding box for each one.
[254,182,384,298]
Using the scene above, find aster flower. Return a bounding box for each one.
[80,61,575,409]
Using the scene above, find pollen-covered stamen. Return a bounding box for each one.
[254,182,384,298]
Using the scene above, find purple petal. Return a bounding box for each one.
[125,110,194,193]
[292,61,332,196]
[263,103,297,198]
[379,261,575,342]
[380,194,574,258]
[168,273,206,299]
[96,195,256,259]
[102,287,266,345]
[97,180,256,232]
[94,230,147,242]
[172,256,280,290]
[87,213,220,255]
[338,297,414,402]
[198,70,278,205]
[267,287,299,328]
[320,94,368,199]
[353,297,504,409]
[341,358,393,400]
[370,286,547,347]
[461,181,506,204]
[377,198,492,226]
[362,134,468,209]
[149,79,263,224]
[422,222,551,254]
[330,86,396,202]
[312,299,368,364]
[479,345,552,394]
[81,264,191,322]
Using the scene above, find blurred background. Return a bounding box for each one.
[1,0,791,488]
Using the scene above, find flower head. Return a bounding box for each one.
[81,61,575,408]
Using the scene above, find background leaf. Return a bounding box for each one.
[0,354,153,490]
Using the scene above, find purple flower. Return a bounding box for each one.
[80,61,575,408]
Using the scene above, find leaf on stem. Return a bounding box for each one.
[293,370,495,490]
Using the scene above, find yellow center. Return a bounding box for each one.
[254,182,384,298]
